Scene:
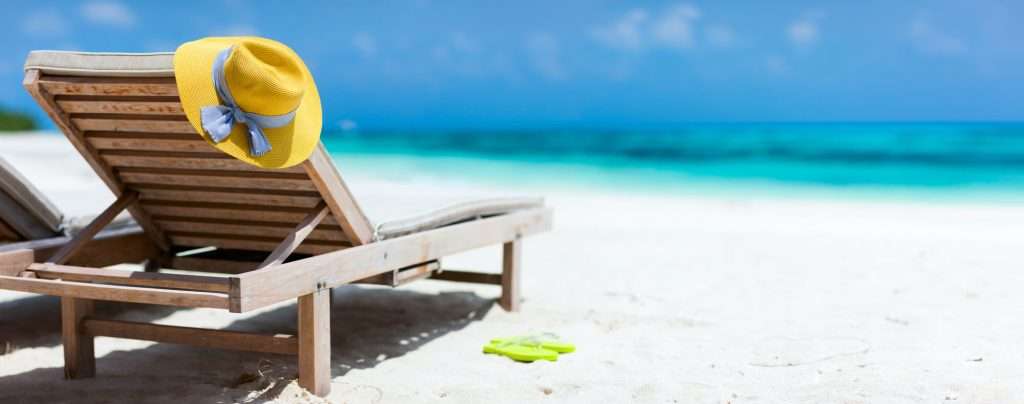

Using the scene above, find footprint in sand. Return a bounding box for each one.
[748,336,870,367]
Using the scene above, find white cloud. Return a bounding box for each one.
[910,16,966,55]
[787,20,818,46]
[652,4,701,49]
[430,32,489,76]
[592,8,649,50]
[352,32,378,57]
[80,1,136,28]
[431,34,473,59]
[593,4,707,51]
[786,11,824,47]
[525,33,566,80]
[22,9,69,37]
[705,24,736,48]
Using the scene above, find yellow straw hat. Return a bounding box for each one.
[173,36,322,168]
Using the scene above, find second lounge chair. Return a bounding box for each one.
[0,156,154,266]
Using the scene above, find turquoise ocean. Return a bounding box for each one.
[323,123,1024,202]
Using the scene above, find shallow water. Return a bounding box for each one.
[323,123,1024,202]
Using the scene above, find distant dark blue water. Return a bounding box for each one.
[323,123,1024,198]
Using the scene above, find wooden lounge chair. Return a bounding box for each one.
[2,51,552,396]
[0,156,154,266]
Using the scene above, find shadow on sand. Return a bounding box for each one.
[0,285,495,403]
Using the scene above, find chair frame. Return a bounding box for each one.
[0,68,552,396]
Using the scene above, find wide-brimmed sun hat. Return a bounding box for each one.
[174,36,322,168]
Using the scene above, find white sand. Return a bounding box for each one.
[1,133,1023,403]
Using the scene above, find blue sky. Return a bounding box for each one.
[0,0,1022,130]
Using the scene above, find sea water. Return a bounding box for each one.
[323,123,1024,202]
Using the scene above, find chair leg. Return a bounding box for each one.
[297,289,331,396]
[499,240,522,312]
[61,297,95,379]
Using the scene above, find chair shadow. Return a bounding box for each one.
[0,285,496,403]
[0,294,181,352]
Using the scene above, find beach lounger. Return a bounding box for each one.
[0,156,64,242]
[2,51,551,396]
[0,156,154,266]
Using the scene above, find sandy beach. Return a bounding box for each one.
[1,133,1023,403]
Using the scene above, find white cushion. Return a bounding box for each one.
[25,50,174,77]
[364,195,543,240]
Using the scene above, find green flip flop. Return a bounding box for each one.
[483,341,558,362]
[491,333,576,354]
[483,333,575,362]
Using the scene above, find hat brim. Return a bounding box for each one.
[173,37,322,169]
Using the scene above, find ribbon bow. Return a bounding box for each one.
[199,47,296,157]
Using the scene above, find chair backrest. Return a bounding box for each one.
[23,51,374,256]
[0,156,63,241]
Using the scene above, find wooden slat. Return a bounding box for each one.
[117,167,316,181]
[138,187,321,208]
[39,76,178,96]
[58,99,184,115]
[303,146,374,245]
[170,256,260,274]
[73,118,194,133]
[234,208,552,312]
[169,235,346,255]
[24,70,171,251]
[27,263,231,293]
[121,171,318,191]
[48,191,139,265]
[0,275,229,309]
[144,202,340,225]
[83,319,298,355]
[258,202,330,269]
[104,153,305,173]
[429,270,503,285]
[156,220,346,242]
[87,132,216,153]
